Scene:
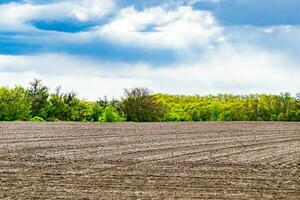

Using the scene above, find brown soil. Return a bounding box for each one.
[0,122,299,199]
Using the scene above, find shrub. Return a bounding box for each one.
[277,113,286,121]
[30,116,46,122]
[164,112,181,122]
[0,86,31,121]
[270,114,278,121]
[122,87,165,122]
[47,117,61,122]
[99,105,121,122]
[218,111,233,121]
[90,103,103,122]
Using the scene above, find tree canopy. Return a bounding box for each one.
[0,80,299,122]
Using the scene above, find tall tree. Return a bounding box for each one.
[122,87,165,122]
[0,86,31,121]
[27,79,49,119]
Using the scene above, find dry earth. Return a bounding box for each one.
[0,122,299,199]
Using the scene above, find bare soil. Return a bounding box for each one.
[0,122,299,199]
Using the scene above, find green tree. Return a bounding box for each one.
[27,79,49,119]
[48,88,90,121]
[164,112,181,122]
[69,99,90,121]
[122,88,165,122]
[90,103,103,122]
[0,86,31,121]
[48,87,69,121]
[99,105,124,122]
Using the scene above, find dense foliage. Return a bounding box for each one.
[0,80,299,122]
[0,86,31,121]
[122,88,164,122]
[155,93,300,122]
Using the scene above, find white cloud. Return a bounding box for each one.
[0,53,148,99]
[0,0,116,31]
[1,2,299,99]
[187,0,222,5]
[0,44,299,100]
[0,2,228,52]
[66,0,116,21]
[96,6,223,49]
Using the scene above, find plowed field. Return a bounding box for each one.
[0,122,299,199]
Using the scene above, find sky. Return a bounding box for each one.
[0,0,299,100]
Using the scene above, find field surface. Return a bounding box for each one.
[0,122,299,199]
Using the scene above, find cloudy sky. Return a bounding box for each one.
[0,0,299,100]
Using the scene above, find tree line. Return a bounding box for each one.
[0,79,299,122]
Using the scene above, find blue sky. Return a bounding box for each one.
[0,0,299,99]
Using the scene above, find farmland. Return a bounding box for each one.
[0,122,299,199]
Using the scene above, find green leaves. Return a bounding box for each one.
[0,80,299,122]
[0,86,31,121]
[156,93,300,122]
[27,79,49,118]
[99,105,124,122]
[122,88,165,122]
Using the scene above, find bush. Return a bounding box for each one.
[122,87,165,122]
[257,117,263,121]
[30,116,46,122]
[47,117,61,122]
[99,105,122,122]
[0,86,32,121]
[277,113,286,121]
[164,112,181,122]
[218,111,233,121]
[270,114,278,121]
[90,103,103,122]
